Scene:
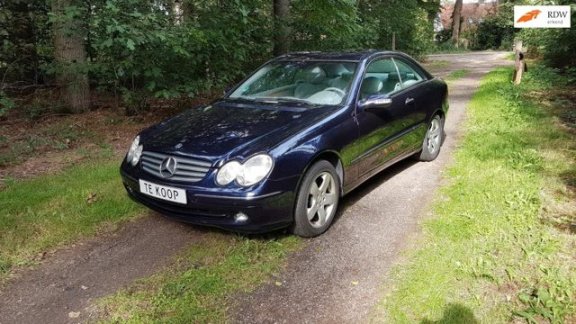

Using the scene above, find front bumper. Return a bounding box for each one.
[120,167,297,233]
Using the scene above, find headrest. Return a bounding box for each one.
[322,63,348,78]
[360,76,383,95]
[299,66,327,84]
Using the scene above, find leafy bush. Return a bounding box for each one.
[435,29,452,43]
[90,0,209,99]
[88,0,273,110]
[473,4,514,50]
[290,0,363,51]
[520,19,576,69]
[0,91,15,117]
[359,0,435,58]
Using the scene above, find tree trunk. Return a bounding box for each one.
[52,0,90,113]
[273,0,290,56]
[173,0,183,25]
[451,0,463,46]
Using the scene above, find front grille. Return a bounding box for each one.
[141,151,212,183]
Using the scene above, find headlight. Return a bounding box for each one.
[216,161,242,186]
[126,136,143,166]
[216,154,273,187]
[237,154,273,186]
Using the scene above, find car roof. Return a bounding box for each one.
[276,50,407,62]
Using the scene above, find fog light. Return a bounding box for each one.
[234,212,249,223]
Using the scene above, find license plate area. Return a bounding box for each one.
[139,180,187,204]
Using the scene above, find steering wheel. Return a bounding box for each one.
[323,87,346,96]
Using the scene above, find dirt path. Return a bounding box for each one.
[0,52,510,324]
[232,52,511,323]
[0,216,206,323]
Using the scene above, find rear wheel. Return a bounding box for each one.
[292,161,340,237]
[419,115,444,161]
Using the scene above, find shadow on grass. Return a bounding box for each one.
[421,303,479,324]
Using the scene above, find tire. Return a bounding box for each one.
[419,115,444,162]
[291,160,341,237]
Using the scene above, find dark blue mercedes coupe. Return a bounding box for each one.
[120,50,448,237]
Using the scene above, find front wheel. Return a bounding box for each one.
[419,115,444,161]
[292,161,340,237]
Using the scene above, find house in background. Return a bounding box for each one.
[439,0,499,47]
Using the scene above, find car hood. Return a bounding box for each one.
[141,100,335,161]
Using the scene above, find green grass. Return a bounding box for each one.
[97,234,301,322]
[374,67,576,323]
[445,69,469,81]
[0,160,142,278]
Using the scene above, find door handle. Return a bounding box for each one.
[405,97,415,105]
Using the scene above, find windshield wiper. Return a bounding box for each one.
[252,98,280,104]
[225,96,258,103]
[274,97,324,107]
[228,96,280,104]
[227,96,319,107]
[275,97,310,104]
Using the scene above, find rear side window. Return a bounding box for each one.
[361,58,402,97]
[392,58,425,89]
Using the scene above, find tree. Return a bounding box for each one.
[473,2,514,50]
[273,0,290,56]
[357,0,436,58]
[0,0,49,86]
[451,0,463,46]
[418,0,442,22]
[51,0,90,112]
[291,0,363,52]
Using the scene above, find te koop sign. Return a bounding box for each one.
[514,6,571,28]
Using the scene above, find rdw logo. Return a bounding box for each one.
[514,6,571,28]
[516,10,541,23]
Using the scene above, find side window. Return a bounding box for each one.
[392,58,425,89]
[360,58,402,99]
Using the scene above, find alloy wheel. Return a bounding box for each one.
[426,117,442,155]
[306,172,338,228]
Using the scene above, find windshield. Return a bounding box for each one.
[229,61,358,106]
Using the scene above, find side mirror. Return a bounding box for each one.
[358,94,392,110]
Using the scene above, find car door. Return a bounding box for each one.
[391,57,429,149]
[351,56,425,177]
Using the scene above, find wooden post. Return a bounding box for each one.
[513,39,524,85]
[392,32,396,51]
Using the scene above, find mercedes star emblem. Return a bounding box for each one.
[159,157,177,178]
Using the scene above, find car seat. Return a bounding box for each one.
[294,66,328,99]
[360,76,383,99]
